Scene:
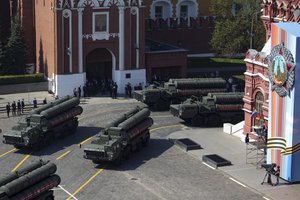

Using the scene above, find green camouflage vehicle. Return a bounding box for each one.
[0,160,60,200]
[84,106,153,165]
[3,96,82,149]
[170,92,244,126]
[134,78,227,110]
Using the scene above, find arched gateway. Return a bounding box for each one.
[49,0,146,97]
[85,48,114,82]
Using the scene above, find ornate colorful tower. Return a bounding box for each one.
[267,22,300,183]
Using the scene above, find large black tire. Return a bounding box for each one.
[92,160,101,164]
[122,147,130,160]
[191,115,204,127]
[208,114,221,127]
[142,134,150,147]
[113,154,122,166]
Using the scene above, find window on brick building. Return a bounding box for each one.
[93,13,108,33]
[155,6,163,19]
[255,91,264,126]
[180,5,188,18]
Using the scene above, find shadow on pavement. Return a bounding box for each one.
[16,126,103,156]
[99,138,173,171]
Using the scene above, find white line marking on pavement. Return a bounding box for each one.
[202,162,215,170]
[58,185,79,200]
[263,197,270,200]
[229,177,247,188]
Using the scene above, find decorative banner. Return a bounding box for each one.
[267,22,300,183]
[267,43,296,97]
[267,137,300,155]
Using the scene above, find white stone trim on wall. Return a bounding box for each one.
[244,71,269,82]
[131,6,139,69]
[78,8,84,73]
[62,9,73,73]
[77,0,100,7]
[119,7,125,70]
[175,0,198,26]
[113,69,146,93]
[150,0,172,19]
[55,73,86,97]
[59,0,75,8]
[104,0,125,7]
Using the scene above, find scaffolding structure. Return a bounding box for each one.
[246,125,267,168]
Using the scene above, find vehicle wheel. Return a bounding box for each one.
[14,145,23,149]
[142,134,150,147]
[191,115,204,127]
[113,155,122,166]
[208,114,221,127]
[45,195,54,200]
[136,140,143,151]
[92,160,101,164]
[123,147,130,160]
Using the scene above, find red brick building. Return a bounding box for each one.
[2,0,223,96]
[243,0,300,133]
[2,0,192,96]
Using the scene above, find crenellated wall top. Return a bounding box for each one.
[57,0,143,9]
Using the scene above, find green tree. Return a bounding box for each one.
[210,0,265,57]
[0,40,6,74]
[5,15,27,74]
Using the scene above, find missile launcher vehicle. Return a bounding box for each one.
[0,160,60,200]
[84,106,153,165]
[134,78,227,110]
[3,96,83,149]
[170,92,244,126]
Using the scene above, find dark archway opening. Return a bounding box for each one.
[84,48,113,97]
[86,48,112,82]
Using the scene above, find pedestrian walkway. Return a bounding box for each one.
[169,127,300,200]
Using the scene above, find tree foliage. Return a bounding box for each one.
[4,15,27,75]
[209,0,265,57]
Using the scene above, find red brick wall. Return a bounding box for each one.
[145,51,187,81]
[146,17,215,54]
[19,0,35,64]
[34,0,55,77]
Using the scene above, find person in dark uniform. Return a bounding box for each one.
[83,85,87,97]
[114,82,118,99]
[274,166,280,186]
[128,83,132,98]
[43,98,47,104]
[6,102,10,118]
[245,133,249,144]
[12,101,16,116]
[33,98,37,108]
[73,88,77,97]
[78,86,81,98]
[111,83,116,99]
[21,99,25,113]
[17,100,21,115]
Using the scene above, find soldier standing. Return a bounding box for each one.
[114,82,118,99]
[78,86,81,98]
[275,166,280,186]
[128,83,132,98]
[21,99,25,113]
[12,101,16,116]
[33,98,37,108]
[6,102,10,118]
[17,100,21,115]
